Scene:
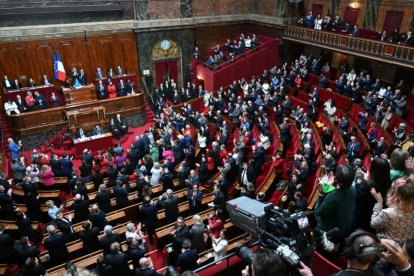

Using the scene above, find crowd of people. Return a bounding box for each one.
[3,65,136,116]
[202,33,258,68]
[297,11,413,46]
[2,33,414,275]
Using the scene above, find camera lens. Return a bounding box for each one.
[237,244,255,265]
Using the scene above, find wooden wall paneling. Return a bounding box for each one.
[11,44,37,85]
[99,37,116,74]
[83,40,100,82]
[119,35,138,75]
[0,44,16,84]
[34,42,54,83]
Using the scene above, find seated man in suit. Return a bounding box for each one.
[27,78,37,88]
[109,118,121,140]
[93,124,105,136]
[96,79,107,100]
[117,80,127,96]
[41,75,52,86]
[177,239,199,272]
[351,25,360,37]
[13,79,22,89]
[75,127,87,139]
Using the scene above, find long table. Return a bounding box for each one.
[2,85,65,108]
[73,133,113,156]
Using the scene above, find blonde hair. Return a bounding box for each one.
[387,179,414,212]
[193,214,203,225]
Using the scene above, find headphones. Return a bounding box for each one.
[343,230,380,262]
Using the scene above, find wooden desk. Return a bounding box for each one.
[63,84,97,105]
[66,106,106,130]
[73,133,113,156]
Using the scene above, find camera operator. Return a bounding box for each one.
[241,247,289,276]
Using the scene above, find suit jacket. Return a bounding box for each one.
[140,203,158,228]
[127,243,148,268]
[213,190,226,210]
[163,195,179,223]
[96,190,112,213]
[89,211,108,230]
[75,129,87,139]
[177,249,199,272]
[172,224,190,251]
[55,217,74,237]
[188,189,203,210]
[79,73,87,85]
[96,84,108,100]
[60,159,73,177]
[15,244,40,264]
[72,199,90,223]
[106,252,130,275]
[93,127,105,136]
[117,83,127,96]
[134,267,157,276]
[0,233,14,259]
[114,185,129,207]
[79,227,100,251]
[100,233,121,255]
[15,98,27,112]
[44,233,68,261]
[41,78,52,86]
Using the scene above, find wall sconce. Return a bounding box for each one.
[349,2,358,9]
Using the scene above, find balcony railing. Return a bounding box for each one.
[283,25,414,68]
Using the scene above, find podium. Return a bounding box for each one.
[66,106,106,131]
[63,84,97,105]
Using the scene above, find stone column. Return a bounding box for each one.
[180,0,192,18]
[363,0,381,30]
[134,0,149,20]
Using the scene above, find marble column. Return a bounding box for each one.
[180,0,192,18]
[135,0,149,20]
[363,0,381,30]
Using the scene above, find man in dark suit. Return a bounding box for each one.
[0,224,15,263]
[140,196,158,244]
[92,255,112,276]
[346,135,361,164]
[55,211,75,240]
[117,80,127,96]
[15,236,40,265]
[188,184,203,214]
[14,95,27,113]
[3,75,13,90]
[41,75,52,86]
[116,66,124,76]
[160,168,174,192]
[115,113,128,137]
[79,222,100,252]
[351,25,360,37]
[114,181,129,208]
[79,69,87,85]
[135,257,157,276]
[72,194,90,223]
[160,189,179,224]
[34,91,47,110]
[93,124,105,136]
[96,80,107,100]
[170,217,190,263]
[95,67,105,79]
[126,237,148,269]
[100,225,121,256]
[208,185,226,211]
[105,242,130,275]
[177,239,199,272]
[43,224,68,264]
[96,184,112,214]
[75,127,87,139]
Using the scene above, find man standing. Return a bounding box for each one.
[315,165,355,240]
[96,80,107,100]
[8,138,21,159]
[140,196,158,244]
[170,217,190,264]
[43,224,68,265]
[188,184,203,214]
[177,239,199,272]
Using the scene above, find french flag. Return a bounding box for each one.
[53,52,66,81]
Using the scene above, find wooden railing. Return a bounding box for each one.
[283,25,414,68]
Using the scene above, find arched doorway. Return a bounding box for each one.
[152,38,182,87]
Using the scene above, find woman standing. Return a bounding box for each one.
[150,162,162,186]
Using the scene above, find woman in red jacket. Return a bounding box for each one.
[41,164,55,188]
[107,81,117,98]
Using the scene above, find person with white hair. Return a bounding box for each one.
[99,225,121,256]
[44,224,69,264]
[126,222,143,241]
[150,162,162,186]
